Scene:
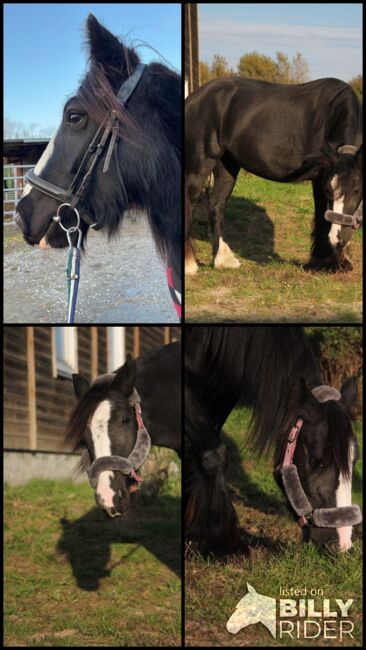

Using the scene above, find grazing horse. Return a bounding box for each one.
[66,342,181,517]
[15,14,181,319]
[185,77,362,274]
[185,326,361,557]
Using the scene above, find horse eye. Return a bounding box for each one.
[68,112,83,125]
[310,458,323,470]
[121,416,130,425]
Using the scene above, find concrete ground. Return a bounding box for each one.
[4,214,179,324]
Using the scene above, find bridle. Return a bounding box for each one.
[81,387,151,493]
[279,385,362,529]
[24,64,146,323]
[25,63,147,230]
[324,144,363,230]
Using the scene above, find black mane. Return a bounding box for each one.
[187,327,320,458]
[77,14,181,265]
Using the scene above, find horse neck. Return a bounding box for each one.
[134,346,180,452]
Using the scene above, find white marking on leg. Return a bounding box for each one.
[214,237,240,269]
[22,134,56,197]
[335,442,354,552]
[328,175,344,246]
[185,256,199,275]
[90,400,117,511]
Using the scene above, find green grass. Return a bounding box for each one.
[186,173,362,322]
[5,471,181,647]
[185,409,363,646]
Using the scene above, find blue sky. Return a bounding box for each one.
[198,3,362,81]
[4,3,181,137]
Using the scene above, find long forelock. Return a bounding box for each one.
[326,401,354,480]
[65,380,113,452]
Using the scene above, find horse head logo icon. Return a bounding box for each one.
[226,583,276,637]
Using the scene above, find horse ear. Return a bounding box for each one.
[112,354,137,397]
[72,374,89,400]
[340,376,358,412]
[247,583,256,594]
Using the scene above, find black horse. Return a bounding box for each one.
[15,14,181,318]
[185,326,361,557]
[66,342,181,517]
[185,77,362,274]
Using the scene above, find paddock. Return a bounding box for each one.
[185,172,362,322]
[5,470,181,646]
[4,325,182,646]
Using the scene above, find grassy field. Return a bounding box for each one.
[186,172,362,322]
[185,409,363,647]
[5,468,181,647]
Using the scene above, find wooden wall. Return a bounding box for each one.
[4,326,181,453]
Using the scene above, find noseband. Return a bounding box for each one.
[279,385,362,529]
[25,63,147,229]
[81,387,151,492]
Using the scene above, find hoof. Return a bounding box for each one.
[214,238,241,269]
[214,257,241,269]
[304,253,353,273]
[185,259,199,275]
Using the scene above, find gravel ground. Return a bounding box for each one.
[4,215,179,324]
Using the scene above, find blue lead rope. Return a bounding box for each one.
[66,243,81,323]
[52,203,83,323]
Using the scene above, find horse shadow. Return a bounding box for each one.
[57,494,181,591]
[221,430,294,553]
[192,193,283,265]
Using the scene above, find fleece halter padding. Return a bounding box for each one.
[279,384,362,529]
[280,464,362,528]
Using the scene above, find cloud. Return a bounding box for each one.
[199,20,362,80]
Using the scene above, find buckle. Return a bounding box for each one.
[298,513,315,528]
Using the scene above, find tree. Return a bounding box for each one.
[199,61,211,85]
[348,74,363,100]
[238,51,278,81]
[211,54,233,78]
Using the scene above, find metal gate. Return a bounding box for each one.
[3,164,33,224]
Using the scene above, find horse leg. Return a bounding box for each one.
[185,378,249,558]
[184,186,198,275]
[209,156,240,269]
[305,175,353,272]
[185,160,218,275]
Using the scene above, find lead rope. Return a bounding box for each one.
[53,203,83,323]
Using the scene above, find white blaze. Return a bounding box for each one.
[89,400,118,512]
[335,443,354,551]
[329,175,344,246]
[22,134,56,197]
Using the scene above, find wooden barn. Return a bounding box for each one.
[4,326,180,484]
[184,3,200,96]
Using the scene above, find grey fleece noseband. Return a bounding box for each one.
[279,385,362,529]
[81,387,151,489]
